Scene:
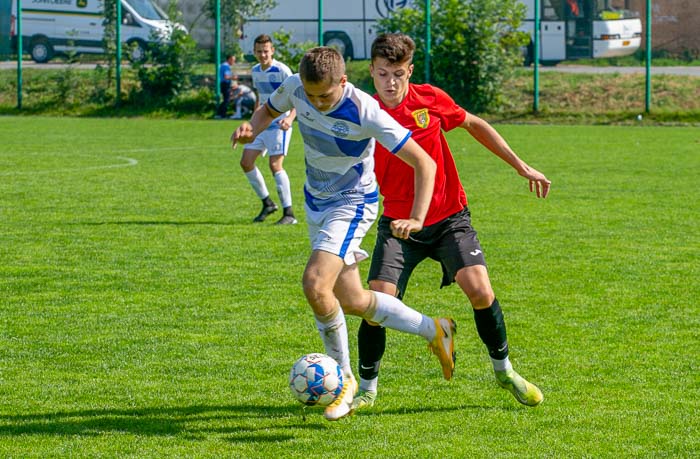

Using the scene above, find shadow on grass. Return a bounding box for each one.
[0,402,497,440]
[0,404,324,442]
[72,220,241,226]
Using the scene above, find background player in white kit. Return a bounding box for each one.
[231,47,456,421]
[239,34,297,225]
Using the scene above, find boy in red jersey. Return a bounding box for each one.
[353,33,551,410]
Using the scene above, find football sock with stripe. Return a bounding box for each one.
[357,319,385,391]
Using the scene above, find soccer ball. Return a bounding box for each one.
[289,353,343,407]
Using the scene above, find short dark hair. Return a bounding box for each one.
[299,47,345,84]
[254,34,273,46]
[371,33,415,64]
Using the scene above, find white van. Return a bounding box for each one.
[11,0,182,63]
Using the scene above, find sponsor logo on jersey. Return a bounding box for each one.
[412,108,430,129]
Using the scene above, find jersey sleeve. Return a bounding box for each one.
[363,97,412,154]
[267,74,297,115]
[433,85,467,132]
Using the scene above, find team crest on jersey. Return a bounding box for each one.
[331,121,350,138]
[412,108,430,129]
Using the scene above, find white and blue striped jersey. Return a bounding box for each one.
[251,59,293,128]
[267,74,412,210]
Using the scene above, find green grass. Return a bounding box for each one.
[0,116,698,457]
[2,64,699,124]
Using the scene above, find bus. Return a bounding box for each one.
[240,0,641,64]
[520,0,642,64]
[239,0,406,60]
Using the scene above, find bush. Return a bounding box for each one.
[130,1,201,102]
[270,29,317,73]
[378,0,528,113]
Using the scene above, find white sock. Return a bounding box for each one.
[359,377,378,393]
[244,167,269,199]
[274,169,292,209]
[314,307,351,376]
[367,291,436,341]
[491,356,513,372]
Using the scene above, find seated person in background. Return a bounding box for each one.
[230,79,257,119]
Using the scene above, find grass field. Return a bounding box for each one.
[1,116,698,457]
[2,65,699,124]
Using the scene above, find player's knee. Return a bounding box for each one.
[335,291,368,316]
[369,279,397,296]
[467,288,495,309]
[239,157,254,172]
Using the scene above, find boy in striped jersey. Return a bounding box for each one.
[232,47,456,421]
[239,34,297,225]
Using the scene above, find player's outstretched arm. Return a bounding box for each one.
[462,112,551,198]
[391,138,437,239]
[231,104,280,148]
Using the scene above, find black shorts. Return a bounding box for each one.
[368,207,486,299]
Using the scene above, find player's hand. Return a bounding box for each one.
[521,167,551,198]
[390,218,423,240]
[231,122,254,149]
[278,117,292,131]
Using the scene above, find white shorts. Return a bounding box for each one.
[305,198,379,265]
[247,125,292,157]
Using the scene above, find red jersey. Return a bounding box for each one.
[374,83,468,226]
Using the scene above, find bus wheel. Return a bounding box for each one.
[30,37,53,63]
[324,32,353,60]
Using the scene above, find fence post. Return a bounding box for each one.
[533,0,540,113]
[16,0,22,109]
[425,0,431,84]
[645,0,651,113]
[116,0,121,106]
[318,0,323,45]
[215,0,220,109]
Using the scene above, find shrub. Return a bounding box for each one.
[270,29,317,73]
[378,0,528,113]
[130,1,201,102]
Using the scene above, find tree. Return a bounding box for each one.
[270,29,317,73]
[378,0,528,113]
[206,0,277,56]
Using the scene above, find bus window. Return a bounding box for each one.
[544,0,564,20]
[595,0,639,19]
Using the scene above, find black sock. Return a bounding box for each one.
[262,196,275,207]
[283,206,294,217]
[357,319,386,381]
[473,298,509,360]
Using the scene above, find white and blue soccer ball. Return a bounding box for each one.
[289,353,343,407]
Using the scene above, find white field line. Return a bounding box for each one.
[0,156,138,176]
[0,146,202,176]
